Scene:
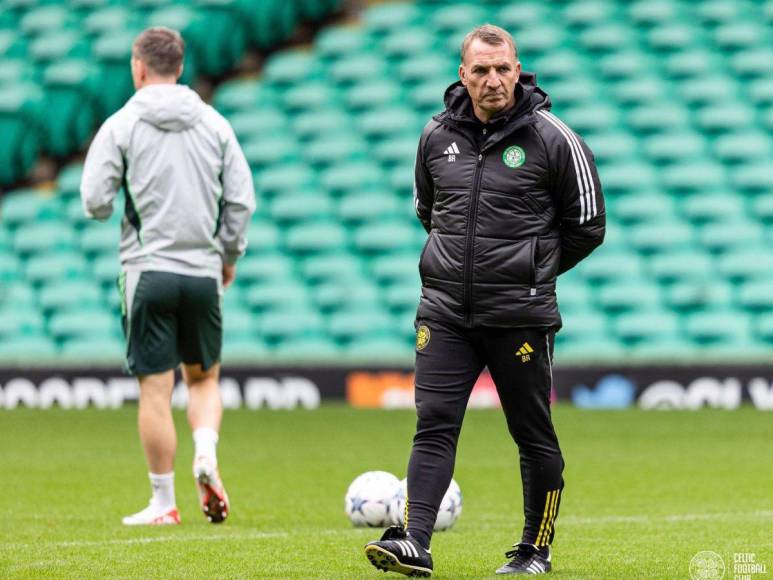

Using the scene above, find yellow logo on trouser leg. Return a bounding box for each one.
[516,342,534,362]
[416,325,431,351]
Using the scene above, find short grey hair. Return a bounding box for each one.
[460,24,518,63]
[132,27,184,76]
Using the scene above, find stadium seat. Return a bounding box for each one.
[580,249,644,283]
[48,310,118,341]
[14,222,75,255]
[370,253,420,284]
[337,190,399,222]
[713,131,771,163]
[39,281,104,313]
[285,222,347,254]
[244,282,311,312]
[327,308,397,342]
[316,26,367,61]
[312,281,380,311]
[2,190,60,228]
[301,252,364,283]
[268,191,334,224]
[0,335,58,362]
[596,280,661,312]
[238,254,295,284]
[681,193,745,223]
[272,336,341,360]
[646,23,693,51]
[61,336,124,361]
[613,192,675,224]
[320,162,384,195]
[613,310,680,344]
[245,220,281,253]
[664,281,733,311]
[345,335,413,360]
[684,310,752,344]
[648,251,714,283]
[732,49,773,78]
[697,221,763,253]
[0,309,45,337]
[717,249,773,281]
[259,309,325,343]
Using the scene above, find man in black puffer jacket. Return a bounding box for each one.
[365,25,605,578]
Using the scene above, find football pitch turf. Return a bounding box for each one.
[1,404,771,578]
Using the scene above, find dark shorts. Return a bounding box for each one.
[119,270,222,376]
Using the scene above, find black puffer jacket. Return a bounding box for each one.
[414,73,605,329]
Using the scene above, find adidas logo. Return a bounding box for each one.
[516,342,534,362]
[444,141,460,162]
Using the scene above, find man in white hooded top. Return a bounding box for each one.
[81,27,255,525]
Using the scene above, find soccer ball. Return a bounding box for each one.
[390,478,407,525]
[392,477,463,531]
[435,478,463,531]
[345,471,400,527]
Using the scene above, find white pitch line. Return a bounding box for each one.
[561,510,773,525]
[1,531,287,551]
[476,510,773,527]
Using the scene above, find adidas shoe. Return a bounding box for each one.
[193,456,230,523]
[364,526,433,577]
[121,504,180,526]
[496,543,551,575]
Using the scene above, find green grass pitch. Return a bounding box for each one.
[2,405,771,578]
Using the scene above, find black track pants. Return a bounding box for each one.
[405,319,564,550]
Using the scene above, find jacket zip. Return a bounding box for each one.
[464,151,485,326]
[529,236,537,296]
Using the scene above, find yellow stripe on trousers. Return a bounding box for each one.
[535,490,556,546]
[537,489,561,546]
[404,496,409,529]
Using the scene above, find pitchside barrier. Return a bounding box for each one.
[1,365,772,411]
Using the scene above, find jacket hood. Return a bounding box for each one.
[128,84,204,131]
[440,71,551,125]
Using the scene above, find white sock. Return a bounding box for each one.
[193,427,219,463]
[149,472,176,510]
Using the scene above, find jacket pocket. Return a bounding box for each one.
[529,236,537,296]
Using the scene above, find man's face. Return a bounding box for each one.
[459,38,521,122]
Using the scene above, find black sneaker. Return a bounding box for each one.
[495,543,551,575]
[364,526,433,577]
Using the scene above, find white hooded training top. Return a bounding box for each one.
[80,83,256,279]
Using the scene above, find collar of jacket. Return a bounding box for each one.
[435,71,551,152]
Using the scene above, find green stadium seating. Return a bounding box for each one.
[285,222,347,254]
[613,311,680,344]
[38,281,103,313]
[60,336,124,361]
[0,335,58,362]
[301,252,363,283]
[596,280,661,312]
[25,253,88,286]
[272,336,341,360]
[268,191,334,224]
[3,0,773,364]
[312,280,379,312]
[14,222,75,255]
[48,310,117,341]
[681,194,745,223]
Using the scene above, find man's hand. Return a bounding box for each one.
[222,263,236,289]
